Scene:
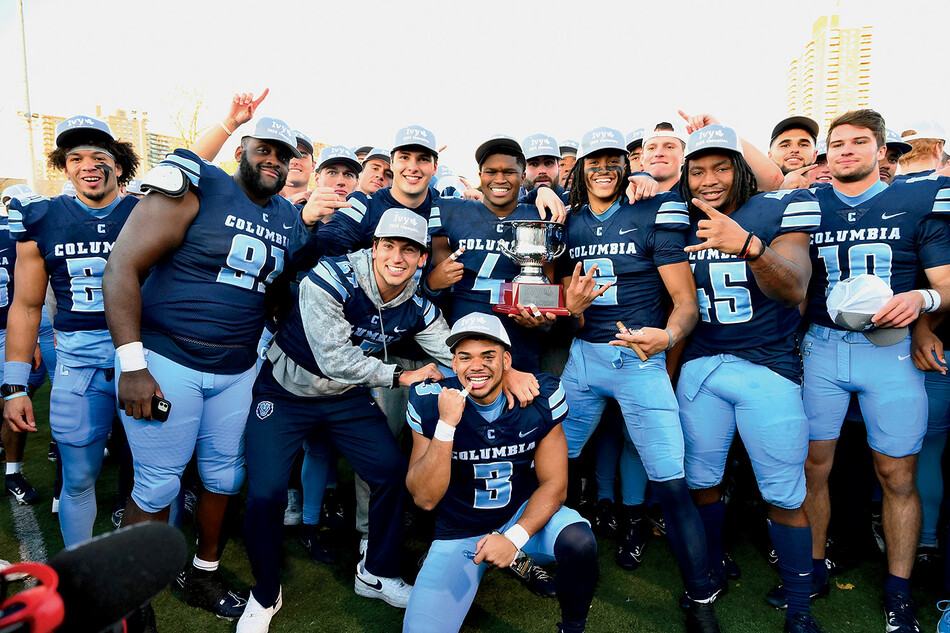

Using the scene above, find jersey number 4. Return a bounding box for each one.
[217,235,285,293]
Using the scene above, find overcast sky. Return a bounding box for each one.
[1,0,948,181]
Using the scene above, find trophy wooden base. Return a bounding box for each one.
[493,282,571,316]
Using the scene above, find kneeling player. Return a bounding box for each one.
[404,313,598,633]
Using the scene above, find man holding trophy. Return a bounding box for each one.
[425,135,568,373]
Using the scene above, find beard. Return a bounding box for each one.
[238,154,286,199]
[831,160,877,183]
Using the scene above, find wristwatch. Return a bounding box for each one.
[0,384,27,398]
[391,366,404,389]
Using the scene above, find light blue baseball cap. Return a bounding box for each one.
[685,125,743,161]
[55,115,115,149]
[578,127,627,159]
[1,184,33,205]
[374,208,429,248]
[393,125,438,156]
[242,117,302,159]
[294,131,314,156]
[363,148,391,165]
[61,181,76,196]
[445,312,511,351]
[815,139,828,161]
[885,128,912,156]
[625,128,647,151]
[316,145,362,173]
[522,134,560,160]
[559,139,579,157]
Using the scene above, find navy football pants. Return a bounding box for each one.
[244,363,407,607]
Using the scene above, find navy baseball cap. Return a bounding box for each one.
[885,128,912,156]
[294,131,314,156]
[685,125,743,161]
[243,117,302,159]
[578,127,627,159]
[770,115,820,145]
[475,135,524,165]
[625,128,647,151]
[363,148,391,165]
[445,312,512,351]
[559,139,579,157]
[522,134,560,160]
[354,145,374,156]
[393,126,438,156]
[55,115,115,149]
[316,146,362,173]
[374,208,428,249]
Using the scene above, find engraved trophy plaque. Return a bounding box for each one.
[493,220,571,316]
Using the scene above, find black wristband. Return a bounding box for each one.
[738,231,754,258]
[745,235,765,261]
[391,366,404,389]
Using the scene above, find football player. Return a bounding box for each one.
[879,130,912,185]
[768,116,819,176]
[403,313,598,633]
[558,140,579,189]
[677,125,824,632]
[102,116,323,622]
[558,127,719,633]
[625,128,646,172]
[281,131,316,204]
[519,134,564,200]
[801,109,950,633]
[898,121,946,180]
[358,147,394,195]
[3,116,139,547]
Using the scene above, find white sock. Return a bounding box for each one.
[192,555,219,572]
[6,462,22,475]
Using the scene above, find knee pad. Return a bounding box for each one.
[554,522,598,560]
[132,477,181,514]
[198,461,246,496]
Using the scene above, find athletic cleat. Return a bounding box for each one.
[684,598,721,633]
[616,519,647,571]
[680,580,726,611]
[321,488,346,531]
[517,563,556,598]
[236,588,282,633]
[765,575,830,609]
[284,489,302,526]
[784,612,826,632]
[883,591,920,633]
[180,567,249,620]
[299,528,335,564]
[593,498,619,539]
[722,553,741,581]
[5,473,39,505]
[937,599,950,633]
[354,561,412,608]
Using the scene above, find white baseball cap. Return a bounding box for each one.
[445,313,511,351]
[374,208,428,249]
[826,274,907,346]
[901,121,946,143]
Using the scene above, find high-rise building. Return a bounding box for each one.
[32,107,186,196]
[786,14,872,133]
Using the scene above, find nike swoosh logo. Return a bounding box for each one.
[881,212,906,220]
[283,222,294,229]
[0,249,8,254]
[618,228,638,235]
[519,427,537,438]
[357,576,383,591]
[394,327,407,333]
[898,354,911,360]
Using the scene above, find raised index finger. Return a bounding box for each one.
[252,88,270,108]
[793,163,819,176]
[691,197,725,219]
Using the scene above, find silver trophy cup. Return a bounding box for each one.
[493,220,569,315]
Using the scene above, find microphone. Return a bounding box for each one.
[49,522,187,633]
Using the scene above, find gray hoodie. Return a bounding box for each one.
[266,248,452,397]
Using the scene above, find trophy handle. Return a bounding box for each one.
[549,242,566,259]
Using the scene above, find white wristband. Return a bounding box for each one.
[503,524,530,550]
[433,419,456,442]
[915,289,941,313]
[116,342,147,372]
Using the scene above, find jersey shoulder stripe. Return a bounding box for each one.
[781,199,822,229]
[312,259,352,302]
[933,187,950,214]
[406,401,423,434]
[655,199,689,227]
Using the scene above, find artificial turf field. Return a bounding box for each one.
[0,384,946,633]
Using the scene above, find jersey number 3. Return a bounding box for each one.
[473,461,512,509]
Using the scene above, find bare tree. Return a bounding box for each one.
[167,86,207,147]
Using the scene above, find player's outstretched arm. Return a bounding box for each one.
[657,261,699,351]
[189,89,269,162]
[3,241,48,433]
[103,191,199,419]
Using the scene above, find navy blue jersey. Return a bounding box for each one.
[141,149,312,373]
[0,220,17,329]
[805,174,950,329]
[684,189,821,383]
[893,169,935,183]
[559,192,690,343]
[518,184,568,205]
[8,193,136,333]
[429,198,547,372]
[406,374,567,539]
[318,186,442,257]
[275,254,441,382]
